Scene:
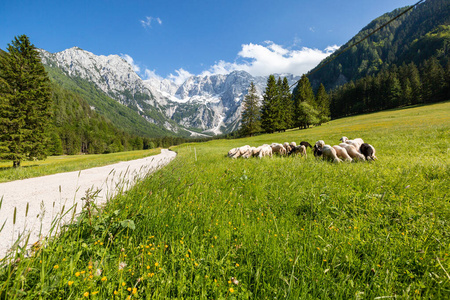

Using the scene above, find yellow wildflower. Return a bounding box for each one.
[68,281,74,286]
[53,265,59,269]
[101,276,107,282]
[229,287,235,293]
[75,272,81,277]
[83,292,89,297]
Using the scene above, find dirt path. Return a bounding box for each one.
[0,149,177,258]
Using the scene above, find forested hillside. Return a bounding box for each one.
[308,0,450,90]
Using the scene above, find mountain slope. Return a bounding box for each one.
[308,0,450,89]
[40,47,300,135]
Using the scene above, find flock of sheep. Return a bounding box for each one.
[227,136,377,163]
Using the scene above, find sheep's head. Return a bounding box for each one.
[313,145,323,157]
[340,136,348,143]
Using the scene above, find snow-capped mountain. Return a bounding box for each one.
[39,47,299,135]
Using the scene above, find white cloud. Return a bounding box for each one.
[120,54,140,73]
[168,68,194,85]
[144,69,162,81]
[140,16,162,29]
[204,41,340,77]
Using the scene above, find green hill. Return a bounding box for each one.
[308,0,450,89]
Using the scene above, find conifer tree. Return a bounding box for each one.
[315,83,330,125]
[0,35,52,167]
[260,75,280,133]
[292,75,317,128]
[279,77,293,131]
[240,82,261,137]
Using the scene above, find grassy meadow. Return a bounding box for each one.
[0,148,161,183]
[1,102,449,299]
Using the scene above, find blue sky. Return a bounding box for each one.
[1,0,416,82]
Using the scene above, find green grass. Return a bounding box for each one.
[0,149,161,183]
[1,102,449,299]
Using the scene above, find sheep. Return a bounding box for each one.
[332,145,353,162]
[287,141,297,153]
[315,140,325,148]
[360,143,377,161]
[300,141,312,149]
[283,142,291,152]
[339,143,365,161]
[241,146,256,159]
[271,143,287,156]
[256,144,272,158]
[315,145,342,163]
[340,136,364,150]
[228,145,251,159]
[288,145,307,158]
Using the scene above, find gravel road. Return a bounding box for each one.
[0,149,176,258]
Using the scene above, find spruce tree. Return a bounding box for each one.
[0,35,52,167]
[240,82,261,137]
[279,77,293,131]
[260,75,280,133]
[292,75,316,129]
[315,83,330,125]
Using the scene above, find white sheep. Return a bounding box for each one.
[228,145,251,159]
[271,143,287,156]
[340,136,364,150]
[315,140,325,148]
[256,144,272,158]
[332,145,353,162]
[339,143,365,161]
[317,145,342,163]
[241,147,256,159]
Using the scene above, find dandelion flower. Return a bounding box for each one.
[235,263,239,267]
[229,287,235,293]
[101,276,107,282]
[75,272,81,277]
[132,288,137,294]
[155,262,159,267]
[114,291,119,295]
[68,281,74,286]
[53,265,59,269]
[92,291,99,295]
[83,292,89,297]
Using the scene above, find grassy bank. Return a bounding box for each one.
[1,102,449,299]
[0,148,161,183]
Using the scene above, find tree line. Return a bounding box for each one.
[240,75,330,137]
[330,57,450,118]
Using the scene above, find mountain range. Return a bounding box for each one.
[40,47,299,137]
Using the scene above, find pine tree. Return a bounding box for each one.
[292,75,316,128]
[279,77,293,131]
[315,84,330,125]
[240,82,261,137]
[0,35,52,167]
[260,75,280,133]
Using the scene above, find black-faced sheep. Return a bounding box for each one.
[288,145,307,158]
[360,143,377,161]
[332,145,353,162]
[315,145,342,163]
